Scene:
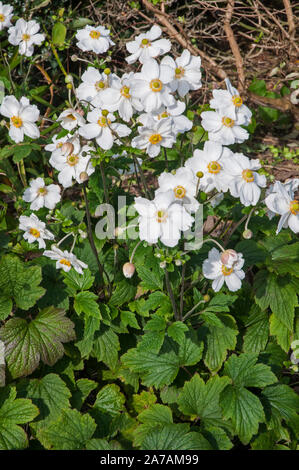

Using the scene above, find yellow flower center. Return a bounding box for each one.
[95,80,106,91]
[175,67,185,79]
[222,265,233,276]
[29,228,40,238]
[196,171,204,178]
[0,14,5,22]
[11,116,23,128]
[59,258,71,267]
[22,33,31,41]
[67,154,79,166]
[150,79,163,92]
[120,85,130,99]
[290,199,299,215]
[158,111,169,120]
[174,185,186,199]
[242,169,254,183]
[89,30,101,39]
[222,116,235,128]
[56,142,63,148]
[149,133,162,145]
[38,187,47,195]
[156,210,167,223]
[207,161,221,174]
[232,95,243,107]
[141,38,150,47]
[97,116,110,127]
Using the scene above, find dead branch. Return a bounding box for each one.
[223,0,245,91]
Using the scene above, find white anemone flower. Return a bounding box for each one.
[131,116,175,158]
[223,153,266,206]
[8,19,45,57]
[0,2,13,30]
[23,178,61,211]
[57,108,85,131]
[75,25,114,54]
[100,72,143,122]
[76,67,118,108]
[130,58,175,113]
[139,100,192,135]
[45,133,80,159]
[155,167,199,212]
[50,145,95,188]
[19,214,54,249]
[0,95,40,143]
[161,49,202,97]
[203,247,245,292]
[125,24,171,64]
[210,78,252,125]
[185,141,233,193]
[265,181,299,234]
[201,109,249,145]
[44,246,88,274]
[79,109,131,150]
[134,190,194,247]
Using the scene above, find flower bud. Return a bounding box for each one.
[203,294,210,302]
[71,54,78,62]
[196,171,204,179]
[221,249,238,267]
[79,171,89,182]
[61,142,74,156]
[160,261,167,269]
[243,229,253,239]
[66,83,72,89]
[65,74,73,84]
[175,259,182,266]
[102,109,109,117]
[76,108,85,116]
[123,262,135,278]
[104,68,111,75]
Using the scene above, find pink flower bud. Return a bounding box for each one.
[123,262,135,278]
[221,249,238,267]
[61,142,74,156]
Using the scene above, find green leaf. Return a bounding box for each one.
[38,408,96,450]
[120,310,140,330]
[71,378,97,411]
[223,353,277,388]
[243,307,269,354]
[221,385,265,445]
[63,269,95,292]
[271,242,299,277]
[177,374,231,426]
[254,271,297,331]
[92,325,120,370]
[167,322,188,344]
[141,423,211,450]
[261,384,299,428]
[86,438,122,450]
[0,296,11,321]
[109,280,136,307]
[12,143,40,163]
[17,373,71,435]
[199,313,238,373]
[0,386,39,450]
[52,22,67,46]
[202,293,237,314]
[270,313,291,352]
[137,264,163,291]
[74,291,102,319]
[75,315,100,358]
[93,384,125,417]
[0,307,75,379]
[133,403,173,447]
[0,255,45,316]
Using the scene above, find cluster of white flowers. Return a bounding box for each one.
[3,16,296,289]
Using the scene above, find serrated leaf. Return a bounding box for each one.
[109,279,136,307]
[86,438,122,450]
[72,378,97,411]
[141,423,211,450]
[74,291,102,319]
[0,255,45,314]
[243,306,269,353]
[0,307,75,379]
[94,384,125,417]
[64,269,95,292]
[133,403,173,447]
[223,353,277,388]
[38,408,96,450]
[120,310,140,330]
[199,313,238,373]
[0,386,39,449]
[92,325,120,370]
[269,313,291,352]
[167,322,188,344]
[261,384,299,429]
[137,265,163,291]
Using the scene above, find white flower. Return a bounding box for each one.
[185,141,233,193]
[43,246,88,274]
[161,49,202,97]
[79,109,131,150]
[76,67,118,108]
[134,190,194,247]
[130,58,175,113]
[223,153,266,206]
[57,108,85,131]
[75,25,114,54]
[210,78,252,125]
[45,133,80,159]
[19,214,54,249]
[155,167,199,212]
[23,177,61,211]
[8,19,45,57]
[203,247,245,292]
[139,100,192,135]
[100,72,143,122]
[0,95,40,143]
[131,116,175,158]
[0,2,13,30]
[125,24,171,64]
[201,109,249,145]
[50,145,95,188]
[265,180,299,234]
